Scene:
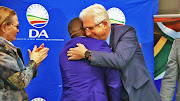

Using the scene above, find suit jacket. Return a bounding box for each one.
[160,39,180,101]
[59,37,121,101]
[0,38,37,101]
[90,24,161,101]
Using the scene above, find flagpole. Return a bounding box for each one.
[154,14,180,18]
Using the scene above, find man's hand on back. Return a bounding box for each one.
[67,43,87,60]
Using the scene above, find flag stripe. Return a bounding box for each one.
[27,15,48,20]
[154,36,167,57]
[30,21,47,25]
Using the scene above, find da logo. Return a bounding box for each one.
[26,4,49,28]
[26,4,49,38]
[107,7,126,25]
[31,97,46,101]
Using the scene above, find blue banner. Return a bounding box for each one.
[0,0,158,100]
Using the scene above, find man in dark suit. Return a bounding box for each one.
[59,18,122,101]
[67,4,161,101]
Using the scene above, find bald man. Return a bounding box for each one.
[59,18,122,101]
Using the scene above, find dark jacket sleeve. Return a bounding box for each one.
[90,26,139,70]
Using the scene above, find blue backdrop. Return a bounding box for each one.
[0,0,158,100]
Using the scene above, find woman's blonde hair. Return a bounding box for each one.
[0,6,16,26]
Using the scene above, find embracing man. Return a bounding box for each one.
[59,17,121,101]
[67,4,161,101]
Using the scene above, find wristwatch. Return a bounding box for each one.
[85,50,91,60]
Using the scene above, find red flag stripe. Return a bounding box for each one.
[30,21,47,25]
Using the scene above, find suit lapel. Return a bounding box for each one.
[110,24,126,51]
[11,47,25,71]
[110,32,114,51]
[17,48,24,65]
[110,24,117,52]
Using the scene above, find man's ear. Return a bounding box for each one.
[103,21,108,30]
[103,21,108,26]
[0,22,7,32]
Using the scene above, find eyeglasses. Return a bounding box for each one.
[83,21,104,31]
[11,24,19,29]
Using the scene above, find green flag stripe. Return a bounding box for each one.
[110,18,124,23]
[154,40,172,77]
[27,15,48,20]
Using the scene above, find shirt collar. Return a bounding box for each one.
[0,36,14,47]
[106,29,111,45]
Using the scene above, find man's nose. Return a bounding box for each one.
[17,29,19,33]
[85,30,92,36]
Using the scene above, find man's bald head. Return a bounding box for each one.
[68,17,85,39]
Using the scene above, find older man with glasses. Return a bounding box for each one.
[67,4,161,101]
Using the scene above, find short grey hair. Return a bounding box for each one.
[79,4,110,26]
